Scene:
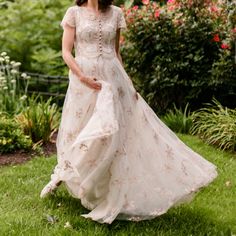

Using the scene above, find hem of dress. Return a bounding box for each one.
[79,166,218,224]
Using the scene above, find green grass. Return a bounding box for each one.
[0,134,235,236]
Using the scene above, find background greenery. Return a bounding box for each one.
[0,1,235,234]
[0,0,71,75]
[121,0,236,113]
[1,0,235,113]
[0,0,236,153]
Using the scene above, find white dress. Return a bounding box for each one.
[42,4,218,224]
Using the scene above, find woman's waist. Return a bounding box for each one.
[75,47,117,59]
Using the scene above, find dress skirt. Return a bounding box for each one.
[49,54,218,224]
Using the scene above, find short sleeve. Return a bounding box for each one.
[60,7,76,29]
[117,8,127,30]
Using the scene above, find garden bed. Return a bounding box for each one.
[0,132,57,167]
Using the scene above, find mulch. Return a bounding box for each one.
[0,133,57,167]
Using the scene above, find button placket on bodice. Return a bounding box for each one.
[75,6,116,59]
[98,17,103,56]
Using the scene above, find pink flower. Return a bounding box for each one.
[167,0,175,4]
[127,17,134,24]
[210,5,218,12]
[221,43,230,49]
[154,10,160,19]
[119,35,125,44]
[213,34,220,42]
[152,1,158,8]
[168,6,175,11]
[126,8,132,16]
[142,0,150,5]
[132,5,138,11]
[232,28,236,33]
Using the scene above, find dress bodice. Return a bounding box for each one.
[60,5,127,59]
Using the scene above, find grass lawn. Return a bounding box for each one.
[0,134,235,236]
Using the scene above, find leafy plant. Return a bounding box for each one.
[161,103,193,134]
[0,52,30,115]
[190,98,236,151]
[121,0,236,113]
[0,0,71,75]
[0,113,32,154]
[15,95,61,144]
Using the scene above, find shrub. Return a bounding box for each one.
[0,0,71,75]
[121,0,236,113]
[190,98,236,151]
[0,114,32,154]
[161,103,193,134]
[15,95,61,144]
[0,52,30,115]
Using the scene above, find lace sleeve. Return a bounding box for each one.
[117,8,127,30]
[60,7,76,29]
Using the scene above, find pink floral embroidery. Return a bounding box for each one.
[117,86,125,98]
[79,143,88,152]
[181,161,189,176]
[126,107,133,115]
[123,196,135,210]
[153,132,159,141]
[142,111,148,123]
[66,131,77,142]
[164,163,172,171]
[75,108,83,118]
[87,159,98,168]
[165,144,174,159]
[112,179,123,187]
[63,160,73,170]
[100,136,109,146]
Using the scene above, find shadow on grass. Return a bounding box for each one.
[43,185,231,236]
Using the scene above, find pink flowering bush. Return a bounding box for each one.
[121,0,236,113]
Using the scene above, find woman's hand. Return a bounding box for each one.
[79,75,102,90]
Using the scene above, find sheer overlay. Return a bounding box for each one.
[42,5,218,224]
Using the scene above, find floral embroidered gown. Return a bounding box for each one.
[41,4,218,224]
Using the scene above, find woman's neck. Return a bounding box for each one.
[85,0,99,12]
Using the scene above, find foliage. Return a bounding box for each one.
[15,95,61,144]
[0,52,30,115]
[0,113,32,154]
[0,0,72,75]
[121,0,236,113]
[161,103,193,134]
[190,98,236,151]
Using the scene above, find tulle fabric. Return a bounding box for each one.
[44,5,218,224]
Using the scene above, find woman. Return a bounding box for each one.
[40,0,218,224]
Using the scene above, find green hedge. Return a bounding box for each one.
[0,0,72,75]
[121,0,236,113]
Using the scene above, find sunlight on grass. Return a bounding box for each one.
[0,134,235,235]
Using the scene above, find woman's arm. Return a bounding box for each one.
[61,24,101,90]
[61,24,83,77]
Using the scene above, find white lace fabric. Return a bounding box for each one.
[61,5,126,59]
[42,4,218,224]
